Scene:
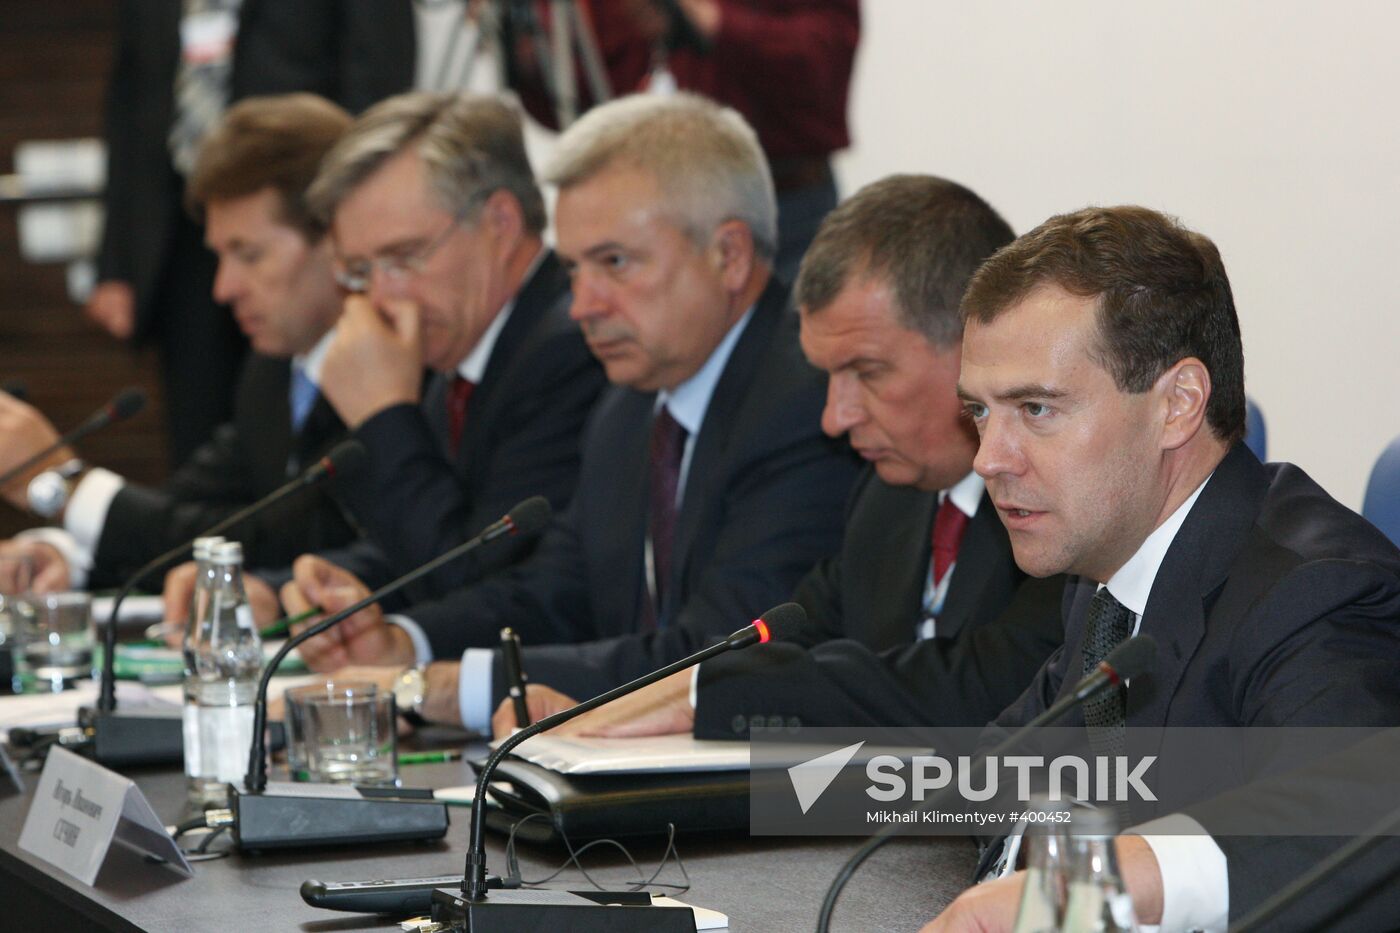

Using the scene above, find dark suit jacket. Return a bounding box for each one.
[689,468,1065,738]
[981,444,1400,928]
[325,252,608,602]
[99,0,415,333]
[406,278,860,679]
[89,353,355,587]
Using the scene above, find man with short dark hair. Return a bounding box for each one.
[924,205,1400,932]
[0,94,357,590]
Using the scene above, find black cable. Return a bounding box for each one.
[501,813,691,894]
[170,814,209,840]
[816,828,900,932]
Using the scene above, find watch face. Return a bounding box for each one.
[27,471,68,518]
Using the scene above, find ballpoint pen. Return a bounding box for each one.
[501,627,531,728]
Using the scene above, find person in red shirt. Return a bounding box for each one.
[505,0,860,283]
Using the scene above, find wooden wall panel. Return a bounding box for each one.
[0,1,169,539]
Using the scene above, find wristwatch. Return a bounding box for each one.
[26,458,85,519]
[393,665,429,727]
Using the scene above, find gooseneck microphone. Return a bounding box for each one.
[91,438,368,715]
[815,634,1159,933]
[426,602,808,932]
[0,386,146,488]
[223,497,551,853]
[242,495,552,794]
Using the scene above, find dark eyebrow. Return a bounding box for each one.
[994,384,1068,403]
[955,384,1067,404]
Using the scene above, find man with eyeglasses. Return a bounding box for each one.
[279,94,859,737]
[161,92,607,622]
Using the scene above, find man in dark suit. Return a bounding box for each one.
[0,94,357,592]
[491,175,1065,740]
[87,0,414,463]
[924,206,1400,932]
[282,94,858,736]
[161,93,609,620]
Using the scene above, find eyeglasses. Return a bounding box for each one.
[333,211,468,294]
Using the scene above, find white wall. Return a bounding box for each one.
[833,1,1400,508]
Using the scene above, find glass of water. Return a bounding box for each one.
[0,552,35,693]
[283,680,377,781]
[16,591,94,693]
[303,683,397,786]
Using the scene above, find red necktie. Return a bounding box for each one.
[931,497,970,586]
[447,376,475,451]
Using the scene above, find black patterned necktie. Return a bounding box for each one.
[1082,587,1135,826]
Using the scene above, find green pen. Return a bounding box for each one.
[397,750,463,765]
[258,605,321,640]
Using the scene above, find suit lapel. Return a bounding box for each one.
[610,391,657,629]
[666,280,787,617]
[860,485,937,649]
[1128,444,1268,727]
[937,494,1010,641]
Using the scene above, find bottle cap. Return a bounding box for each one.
[192,536,225,560]
[210,541,244,565]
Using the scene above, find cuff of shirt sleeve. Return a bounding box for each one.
[689,665,701,709]
[16,526,90,590]
[459,648,495,736]
[386,614,434,667]
[64,467,124,555]
[1129,814,1229,933]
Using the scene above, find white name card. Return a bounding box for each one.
[18,747,191,886]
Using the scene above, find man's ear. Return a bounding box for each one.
[1157,357,1211,450]
[481,189,526,245]
[709,219,756,292]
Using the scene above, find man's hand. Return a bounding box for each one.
[0,392,75,509]
[84,280,136,340]
[280,554,414,670]
[160,561,280,647]
[530,670,697,739]
[490,683,580,739]
[920,836,1163,932]
[919,873,1024,933]
[319,295,423,428]
[0,539,69,593]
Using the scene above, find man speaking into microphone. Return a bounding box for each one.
[922,206,1400,932]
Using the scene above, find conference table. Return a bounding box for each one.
[0,745,974,932]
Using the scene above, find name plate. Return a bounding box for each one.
[18,747,191,886]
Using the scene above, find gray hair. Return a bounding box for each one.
[306,91,545,233]
[543,93,777,259]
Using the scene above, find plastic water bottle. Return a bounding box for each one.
[1011,796,1072,933]
[184,541,262,807]
[1059,805,1138,932]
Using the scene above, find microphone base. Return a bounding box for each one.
[229,782,450,852]
[429,887,695,932]
[78,705,185,766]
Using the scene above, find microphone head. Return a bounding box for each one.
[107,387,147,421]
[754,602,807,644]
[505,496,552,537]
[320,440,368,480]
[1103,634,1156,682]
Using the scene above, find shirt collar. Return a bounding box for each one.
[1103,473,1214,617]
[655,304,756,436]
[456,247,547,383]
[940,471,985,518]
[293,326,337,387]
